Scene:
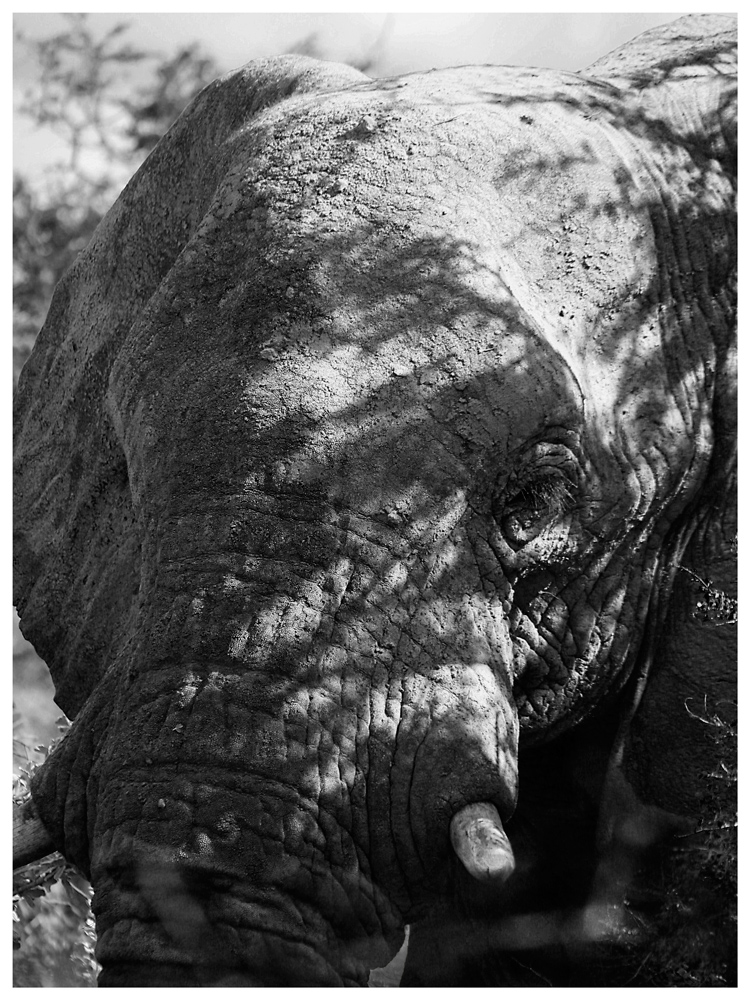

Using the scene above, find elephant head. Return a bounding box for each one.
[13,14,735,987]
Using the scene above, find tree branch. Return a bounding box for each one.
[13,797,56,869]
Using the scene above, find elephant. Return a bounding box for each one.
[13,13,736,987]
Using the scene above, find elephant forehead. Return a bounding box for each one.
[196,68,682,422]
[262,72,727,488]
[105,59,721,513]
[109,215,583,517]
[108,98,596,510]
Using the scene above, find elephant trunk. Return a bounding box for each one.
[29,508,519,985]
[33,650,404,985]
[88,770,392,986]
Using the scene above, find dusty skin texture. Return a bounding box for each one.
[14,14,735,986]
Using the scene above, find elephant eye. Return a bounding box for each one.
[494,470,574,548]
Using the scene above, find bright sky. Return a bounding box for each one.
[13,11,689,81]
[13,9,693,182]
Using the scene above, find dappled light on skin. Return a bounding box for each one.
[14,13,735,988]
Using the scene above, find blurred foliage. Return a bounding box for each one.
[683,567,738,628]
[616,704,737,987]
[13,869,99,988]
[288,13,394,74]
[14,716,99,987]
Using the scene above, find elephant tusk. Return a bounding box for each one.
[450,802,515,883]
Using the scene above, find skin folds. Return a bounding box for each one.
[14,14,735,986]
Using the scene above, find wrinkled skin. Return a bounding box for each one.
[13,14,735,987]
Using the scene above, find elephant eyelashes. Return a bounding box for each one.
[494,471,575,548]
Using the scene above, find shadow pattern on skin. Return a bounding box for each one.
[15,14,735,987]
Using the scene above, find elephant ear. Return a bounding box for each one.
[596,472,736,933]
[13,56,369,718]
[589,11,736,943]
[585,13,736,173]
